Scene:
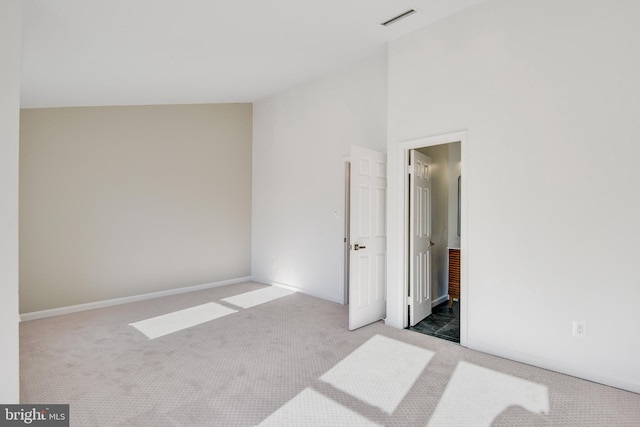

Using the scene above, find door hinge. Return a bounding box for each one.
[407,165,414,174]
[406,295,412,305]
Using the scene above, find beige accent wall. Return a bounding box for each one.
[20,104,252,313]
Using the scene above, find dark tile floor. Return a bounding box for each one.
[408,300,460,343]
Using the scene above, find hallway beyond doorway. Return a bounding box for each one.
[409,300,460,343]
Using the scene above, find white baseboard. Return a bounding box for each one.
[432,294,449,307]
[252,277,343,305]
[467,340,640,395]
[384,316,404,329]
[20,276,252,322]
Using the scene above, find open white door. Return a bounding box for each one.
[349,146,387,330]
[409,150,432,326]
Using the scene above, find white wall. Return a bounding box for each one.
[252,50,387,303]
[387,0,640,392]
[447,143,461,248]
[20,104,252,313]
[0,0,21,403]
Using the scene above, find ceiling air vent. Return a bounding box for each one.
[381,9,417,27]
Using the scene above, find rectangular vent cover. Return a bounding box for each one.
[381,9,417,26]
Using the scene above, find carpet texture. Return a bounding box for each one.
[129,302,237,339]
[221,286,295,309]
[20,282,640,426]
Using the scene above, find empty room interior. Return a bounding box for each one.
[3,0,640,425]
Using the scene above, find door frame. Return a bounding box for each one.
[386,130,468,346]
[343,159,351,305]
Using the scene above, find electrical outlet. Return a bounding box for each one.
[572,321,587,338]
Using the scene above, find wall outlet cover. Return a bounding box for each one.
[572,321,587,338]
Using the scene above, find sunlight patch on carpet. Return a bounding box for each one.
[427,361,550,426]
[257,388,381,426]
[221,286,294,309]
[320,334,434,414]
[129,302,237,339]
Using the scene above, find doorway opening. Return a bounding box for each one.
[406,141,462,343]
[343,136,465,339]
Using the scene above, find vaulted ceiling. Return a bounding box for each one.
[21,0,486,107]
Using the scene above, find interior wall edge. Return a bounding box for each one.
[432,294,449,307]
[20,276,252,322]
[252,277,345,306]
[467,340,640,395]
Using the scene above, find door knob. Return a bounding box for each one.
[354,244,366,251]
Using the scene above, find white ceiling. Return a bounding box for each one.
[21,0,486,108]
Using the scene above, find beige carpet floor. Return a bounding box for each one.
[20,282,640,426]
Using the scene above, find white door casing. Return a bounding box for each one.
[349,146,387,331]
[385,131,466,343]
[409,150,432,326]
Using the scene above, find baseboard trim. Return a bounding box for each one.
[252,277,343,305]
[20,276,252,322]
[432,294,449,307]
[467,340,640,395]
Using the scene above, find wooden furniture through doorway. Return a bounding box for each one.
[448,248,460,308]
